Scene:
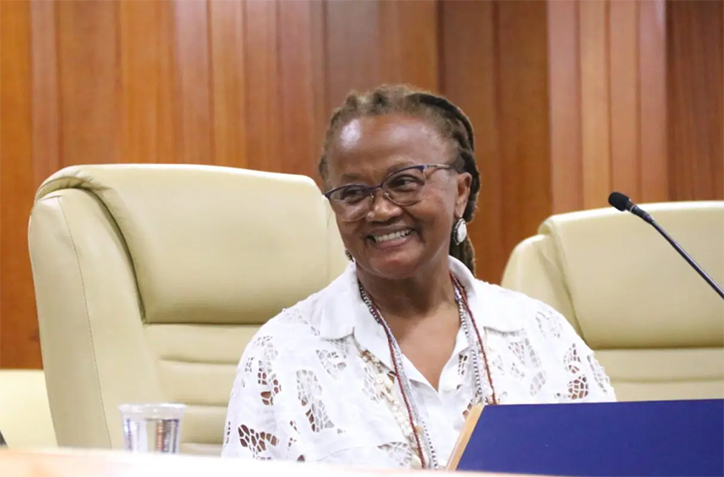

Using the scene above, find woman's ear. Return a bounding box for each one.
[455,172,472,218]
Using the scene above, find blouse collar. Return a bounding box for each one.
[318,256,524,344]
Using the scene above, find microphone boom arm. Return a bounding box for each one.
[649,220,724,300]
[608,191,724,301]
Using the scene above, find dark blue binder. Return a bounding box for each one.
[454,399,724,477]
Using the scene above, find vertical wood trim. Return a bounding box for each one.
[278,0,321,178]
[440,0,502,282]
[120,0,176,165]
[609,0,641,199]
[309,0,328,185]
[56,0,122,166]
[378,0,403,85]
[495,1,552,249]
[324,0,381,107]
[548,0,583,213]
[30,0,60,186]
[172,0,212,164]
[379,0,439,91]
[0,0,41,368]
[639,0,668,202]
[156,0,177,167]
[209,0,246,168]
[579,0,612,209]
[666,0,723,201]
[243,0,281,172]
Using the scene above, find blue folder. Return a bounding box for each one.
[455,399,724,477]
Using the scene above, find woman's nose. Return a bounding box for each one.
[365,190,403,221]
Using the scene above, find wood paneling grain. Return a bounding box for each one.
[609,0,640,199]
[209,0,246,168]
[30,0,61,187]
[56,0,121,165]
[495,0,552,249]
[441,0,550,282]
[278,1,325,179]
[548,0,583,213]
[667,0,724,201]
[2,0,722,368]
[120,0,176,164]
[325,0,381,109]
[379,0,439,92]
[639,0,669,203]
[440,0,504,283]
[173,0,212,165]
[579,0,612,209]
[243,0,282,173]
[0,0,42,368]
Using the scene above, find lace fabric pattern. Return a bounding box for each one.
[221,263,615,468]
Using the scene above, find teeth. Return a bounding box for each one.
[372,230,412,243]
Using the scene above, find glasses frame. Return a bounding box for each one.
[324,163,456,222]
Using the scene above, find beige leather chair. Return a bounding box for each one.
[502,201,724,402]
[28,164,347,454]
[0,369,56,448]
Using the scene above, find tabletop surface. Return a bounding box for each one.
[0,447,537,477]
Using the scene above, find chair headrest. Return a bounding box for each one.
[540,201,724,349]
[34,164,346,325]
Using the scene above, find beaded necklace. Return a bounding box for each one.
[357,274,497,469]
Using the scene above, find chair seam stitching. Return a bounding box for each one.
[55,196,112,446]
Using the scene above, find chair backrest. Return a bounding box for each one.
[501,201,724,402]
[28,164,347,454]
[0,370,56,448]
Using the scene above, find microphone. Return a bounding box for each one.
[608,192,724,300]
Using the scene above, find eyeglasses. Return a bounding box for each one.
[324,164,455,222]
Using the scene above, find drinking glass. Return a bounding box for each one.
[119,403,185,453]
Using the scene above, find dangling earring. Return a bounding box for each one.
[452,218,467,245]
[345,250,354,261]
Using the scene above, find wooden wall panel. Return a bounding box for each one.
[173,0,212,165]
[609,0,640,200]
[30,0,61,186]
[277,1,325,179]
[667,0,724,200]
[548,0,583,213]
[441,0,550,282]
[579,0,612,210]
[120,0,176,165]
[379,0,439,92]
[325,1,381,110]
[440,0,504,284]
[548,0,672,211]
[57,0,122,166]
[244,0,282,173]
[0,0,41,368]
[209,0,246,169]
[1,0,722,368]
[495,0,552,249]
[639,0,669,202]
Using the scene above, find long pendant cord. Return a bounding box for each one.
[358,275,497,469]
[451,275,498,405]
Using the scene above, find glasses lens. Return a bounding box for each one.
[328,185,372,221]
[383,167,425,205]
[327,167,428,222]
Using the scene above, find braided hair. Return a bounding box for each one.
[318,84,481,275]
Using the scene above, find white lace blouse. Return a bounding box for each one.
[221,257,616,468]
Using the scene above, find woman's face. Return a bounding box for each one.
[325,113,472,280]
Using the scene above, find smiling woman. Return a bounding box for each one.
[221,85,616,470]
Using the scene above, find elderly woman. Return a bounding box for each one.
[221,85,615,469]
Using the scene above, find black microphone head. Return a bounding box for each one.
[608,191,631,212]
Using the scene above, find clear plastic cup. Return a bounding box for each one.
[119,403,185,453]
